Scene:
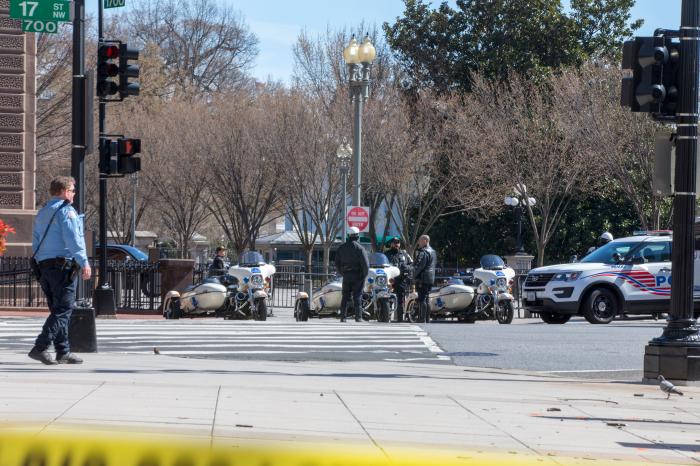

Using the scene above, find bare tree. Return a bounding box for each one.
[462,72,599,266]
[276,90,345,271]
[208,90,283,254]
[124,0,258,97]
[135,99,213,255]
[573,64,670,230]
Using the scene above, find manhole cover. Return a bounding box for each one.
[444,352,498,357]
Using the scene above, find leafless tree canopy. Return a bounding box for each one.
[32,7,665,264]
[124,0,258,96]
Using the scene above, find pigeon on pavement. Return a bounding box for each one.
[153,347,160,355]
[658,375,684,399]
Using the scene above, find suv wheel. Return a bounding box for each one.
[583,288,617,324]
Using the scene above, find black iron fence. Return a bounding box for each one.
[0,257,161,313]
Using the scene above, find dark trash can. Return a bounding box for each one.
[69,305,98,353]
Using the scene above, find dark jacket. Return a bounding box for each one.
[386,248,413,280]
[335,239,369,278]
[209,256,227,276]
[413,245,437,285]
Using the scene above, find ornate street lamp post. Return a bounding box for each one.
[504,185,536,255]
[337,142,353,240]
[342,34,376,206]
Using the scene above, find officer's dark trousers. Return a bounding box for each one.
[35,265,76,355]
[341,274,364,321]
[393,279,408,322]
[417,283,432,323]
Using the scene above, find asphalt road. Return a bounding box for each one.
[420,316,665,381]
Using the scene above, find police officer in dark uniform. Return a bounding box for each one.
[209,246,228,276]
[385,237,412,322]
[413,234,437,323]
[29,176,91,365]
[334,227,369,322]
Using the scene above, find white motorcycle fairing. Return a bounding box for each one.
[181,282,227,312]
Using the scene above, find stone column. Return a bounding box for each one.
[0,1,36,256]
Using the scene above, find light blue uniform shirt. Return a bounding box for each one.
[32,198,88,267]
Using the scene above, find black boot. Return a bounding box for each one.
[420,303,430,323]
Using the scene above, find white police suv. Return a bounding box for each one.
[521,231,698,324]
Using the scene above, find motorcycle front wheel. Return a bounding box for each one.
[406,300,420,323]
[294,299,310,322]
[254,299,267,321]
[378,299,391,323]
[163,298,180,320]
[496,300,514,324]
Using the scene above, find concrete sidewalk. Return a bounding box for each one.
[0,351,697,465]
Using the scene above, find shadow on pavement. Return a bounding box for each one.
[0,364,649,385]
[535,415,700,427]
[618,442,700,453]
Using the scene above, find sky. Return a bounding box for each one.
[93,0,684,84]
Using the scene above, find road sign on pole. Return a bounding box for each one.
[347,206,370,233]
[19,18,58,33]
[10,0,71,22]
[104,0,125,8]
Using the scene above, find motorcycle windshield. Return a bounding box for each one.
[369,253,391,267]
[447,278,464,285]
[238,251,265,267]
[480,254,505,270]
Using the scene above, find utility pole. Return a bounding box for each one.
[71,0,85,213]
[649,1,700,348]
[93,0,116,317]
[131,173,138,246]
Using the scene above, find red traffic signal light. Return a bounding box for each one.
[117,138,141,156]
[99,45,120,59]
[97,43,120,98]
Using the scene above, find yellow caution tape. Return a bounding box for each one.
[0,431,679,466]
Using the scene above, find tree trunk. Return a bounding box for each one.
[305,247,313,273]
[322,243,331,276]
[537,242,546,268]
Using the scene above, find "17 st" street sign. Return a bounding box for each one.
[10,0,71,34]
[10,0,71,22]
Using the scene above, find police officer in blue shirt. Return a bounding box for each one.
[29,176,92,365]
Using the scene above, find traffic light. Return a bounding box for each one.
[97,44,120,98]
[118,44,140,99]
[117,137,141,174]
[99,137,142,176]
[621,34,680,119]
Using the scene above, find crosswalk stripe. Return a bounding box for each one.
[0,317,447,363]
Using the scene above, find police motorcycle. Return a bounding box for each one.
[405,277,476,322]
[294,253,400,322]
[406,255,515,324]
[163,251,275,321]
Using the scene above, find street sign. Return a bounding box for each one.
[347,206,370,233]
[104,0,126,8]
[10,0,71,22]
[20,18,58,33]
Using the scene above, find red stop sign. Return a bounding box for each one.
[347,206,369,232]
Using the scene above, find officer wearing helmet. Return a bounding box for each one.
[587,232,614,255]
[334,226,369,322]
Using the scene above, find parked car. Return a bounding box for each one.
[94,244,158,298]
[95,244,149,262]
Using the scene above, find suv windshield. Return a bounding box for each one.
[480,255,505,270]
[238,251,265,267]
[580,241,639,264]
[369,253,390,267]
